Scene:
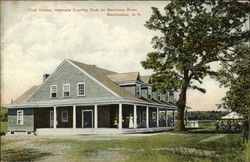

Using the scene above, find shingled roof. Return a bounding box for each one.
[141,75,151,84]
[69,60,143,102]
[107,72,140,83]
[13,86,39,104]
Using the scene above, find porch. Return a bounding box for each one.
[35,127,174,135]
[34,103,176,132]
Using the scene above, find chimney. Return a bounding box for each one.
[43,74,50,82]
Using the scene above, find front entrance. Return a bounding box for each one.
[50,111,54,128]
[82,110,93,128]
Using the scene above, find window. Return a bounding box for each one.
[136,84,141,98]
[148,87,152,99]
[50,85,57,98]
[63,84,70,97]
[61,110,68,122]
[17,110,23,125]
[77,82,85,96]
[157,92,162,101]
[166,91,169,102]
[169,91,174,102]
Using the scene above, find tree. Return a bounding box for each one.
[217,44,250,116]
[141,0,250,131]
[0,107,7,122]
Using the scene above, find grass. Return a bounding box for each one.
[1,147,51,161]
[1,120,249,161]
[35,132,249,162]
[0,121,8,134]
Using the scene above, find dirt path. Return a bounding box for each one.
[201,134,227,142]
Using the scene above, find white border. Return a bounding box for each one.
[77,82,85,96]
[82,110,93,128]
[63,84,70,97]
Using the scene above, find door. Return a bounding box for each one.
[82,110,93,128]
[50,111,54,128]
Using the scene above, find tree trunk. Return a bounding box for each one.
[174,82,188,132]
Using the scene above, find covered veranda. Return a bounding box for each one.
[7,98,177,135]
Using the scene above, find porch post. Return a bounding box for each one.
[173,110,175,127]
[133,104,137,128]
[156,107,159,127]
[146,106,149,128]
[53,106,57,129]
[166,109,168,127]
[118,103,122,129]
[94,105,98,128]
[73,105,76,129]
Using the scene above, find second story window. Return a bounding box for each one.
[17,110,23,125]
[148,87,152,99]
[157,92,161,101]
[77,82,85,96]
[136,84,141,98]
[63,84,70,97]
[50,85,57,98]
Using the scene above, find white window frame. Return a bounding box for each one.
[157,92,162,101]
[50,85,57,98]
[135,84,141,98]
[61,110,68,122]
[17,110,24,125]
[77,82,85,96]
[63,84,70,97]
[148,87,152,99]
[166,91,170,102]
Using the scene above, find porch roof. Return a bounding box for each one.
[5,97,177,109]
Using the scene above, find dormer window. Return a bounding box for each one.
[136,84,141,98]
[148,87,152,99]
[50,85,57,98]
[166,91,169,102]
[157,92,161,101]
[63,84,70,97]
[169,91,174,102]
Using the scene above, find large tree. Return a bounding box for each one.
[217,44,250,116]
[141,0,249,131]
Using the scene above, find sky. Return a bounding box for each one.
[1,1,239,111]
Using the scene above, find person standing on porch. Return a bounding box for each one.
[128,113,134,128]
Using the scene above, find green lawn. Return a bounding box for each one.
[1,120,249,161]
[36,133,248,162]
